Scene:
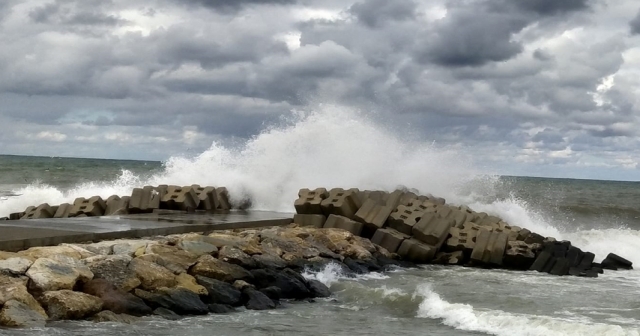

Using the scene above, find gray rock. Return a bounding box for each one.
[0,300,46,327]
[83,255,140,292]
[195,276,242,306]
[0,258,33,276]
[218,246,256,269]
[243,288,276,310]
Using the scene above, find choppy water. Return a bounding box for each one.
[1,106,639,335]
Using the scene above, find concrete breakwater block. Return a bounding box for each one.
[54,203,73,218]
[323,214,364,236]
[192,185,219,211]
[387,202,434,235]
[160,185,200,211]
[397,238,436,263]
[129,186,165,214]
[320,188,361,219]
[21,204,55,220]
[293,214,326,228]
[295,188,328,214]
[411,212,454,248]
[370,228,410,253]
[105,196,130,216]
[601,253,633,270]
[70,196,106,217]
[503,240,537,270]
[215,187,231,211]
[354,199,393,231]
[445,222,481,253]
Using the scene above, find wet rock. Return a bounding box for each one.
[208,304,234,314]
[252,254,287,270]
[307,279,331,298]
[0,258,33,276]
[83,255,140,292]
[259,286,282,302]
[82,279,152,317]
[601,253,633,270]
[129,258,177,291]
[243,288,276,310]
[232,280,254,291]
[134,288,208,315]
[218,246,256,269]
[27,255,93,292]
[153,307,181,320]
[190,255,253,283]
[343,257,381,274]
[39,290,103,320]
[0,283,47,318]
[91,310,139,324]
[250,268,311,300]
[0,300,47,327]
[195,276,243,306]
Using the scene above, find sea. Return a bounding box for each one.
[1,109,640,335]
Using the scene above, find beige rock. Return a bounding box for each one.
[311,229,354,253]
[19,246,82,260]
[80,241,116,255]
[352,236,378,253]
[83,255,140,292]
[60,244,97,259]
[141,245,200,272]
[0,274,28,287]
[190,255,253,283]
[232,280,254,291]
[129,258,176,291]
[175,273,207,295]
[342,244,373,260]
[112,240,155,257]
[39,290,103,320]
[0,258,33,275]
[0,300,47,327]
[0,252,29,261]
[0,283,47,318]
[26,255,94,292]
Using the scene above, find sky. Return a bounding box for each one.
[1,0,640,180]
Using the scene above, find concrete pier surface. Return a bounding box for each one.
[0,210,293,252]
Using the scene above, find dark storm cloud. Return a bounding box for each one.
[630,9,640,35]
[349,0,417,28]
[509,0,590,15]
[29,0,125,26]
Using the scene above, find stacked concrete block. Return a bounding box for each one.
[53,203,72,218]
[524,232,545,245]
[357,190,389,206]
[324,214,364,236]
[470,229,508,266]
[386,190,406,209]
[397,238,436,263]
[601,253,633,270]
[433,251,464,265]
[104,195,130,216]
[216,187,231,210]
[412,212,455,248]
[320,188,361,219]
[9,212,25,220]
[129,186,165,213]
[370,228,410,253]
[295,188,328,214]
[503,240,538,269]
[192,185,219,211]
[21,203,55,219]
[436,206,472,228]
[293,214,326,228]
[387,200,436,235]
[354,198,393,231]
[445,222,480,253]
[70,196,106,217]
[160,185,200,211]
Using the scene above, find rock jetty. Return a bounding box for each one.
[0,184,632,328]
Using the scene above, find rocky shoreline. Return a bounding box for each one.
[0,185,633,328]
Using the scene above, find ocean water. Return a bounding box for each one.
[1,106,640,335]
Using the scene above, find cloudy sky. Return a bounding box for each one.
[1,0,640,180]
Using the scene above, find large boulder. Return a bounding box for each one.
[175,273,208,295]
[19,246,83,260]
[0,258,33,276]
[0,274,28,287]
[128,258,177,290]
[306,279,331,298]
[82,279,152,316]
[142,244,200,272]
[251,254,287,270]
[178,236,219,256]
[26,255,93,292]
[190,255,253,283]
[218,246,256,269]
[243,288,276,310]
[0,300,47,327]
[0,283,47,318]
[250,268,311,300]
[194,276,243,306]
[112,240,155,257]
[39,290,104,320]
[83,255,141,292]
[134,288,209,315]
